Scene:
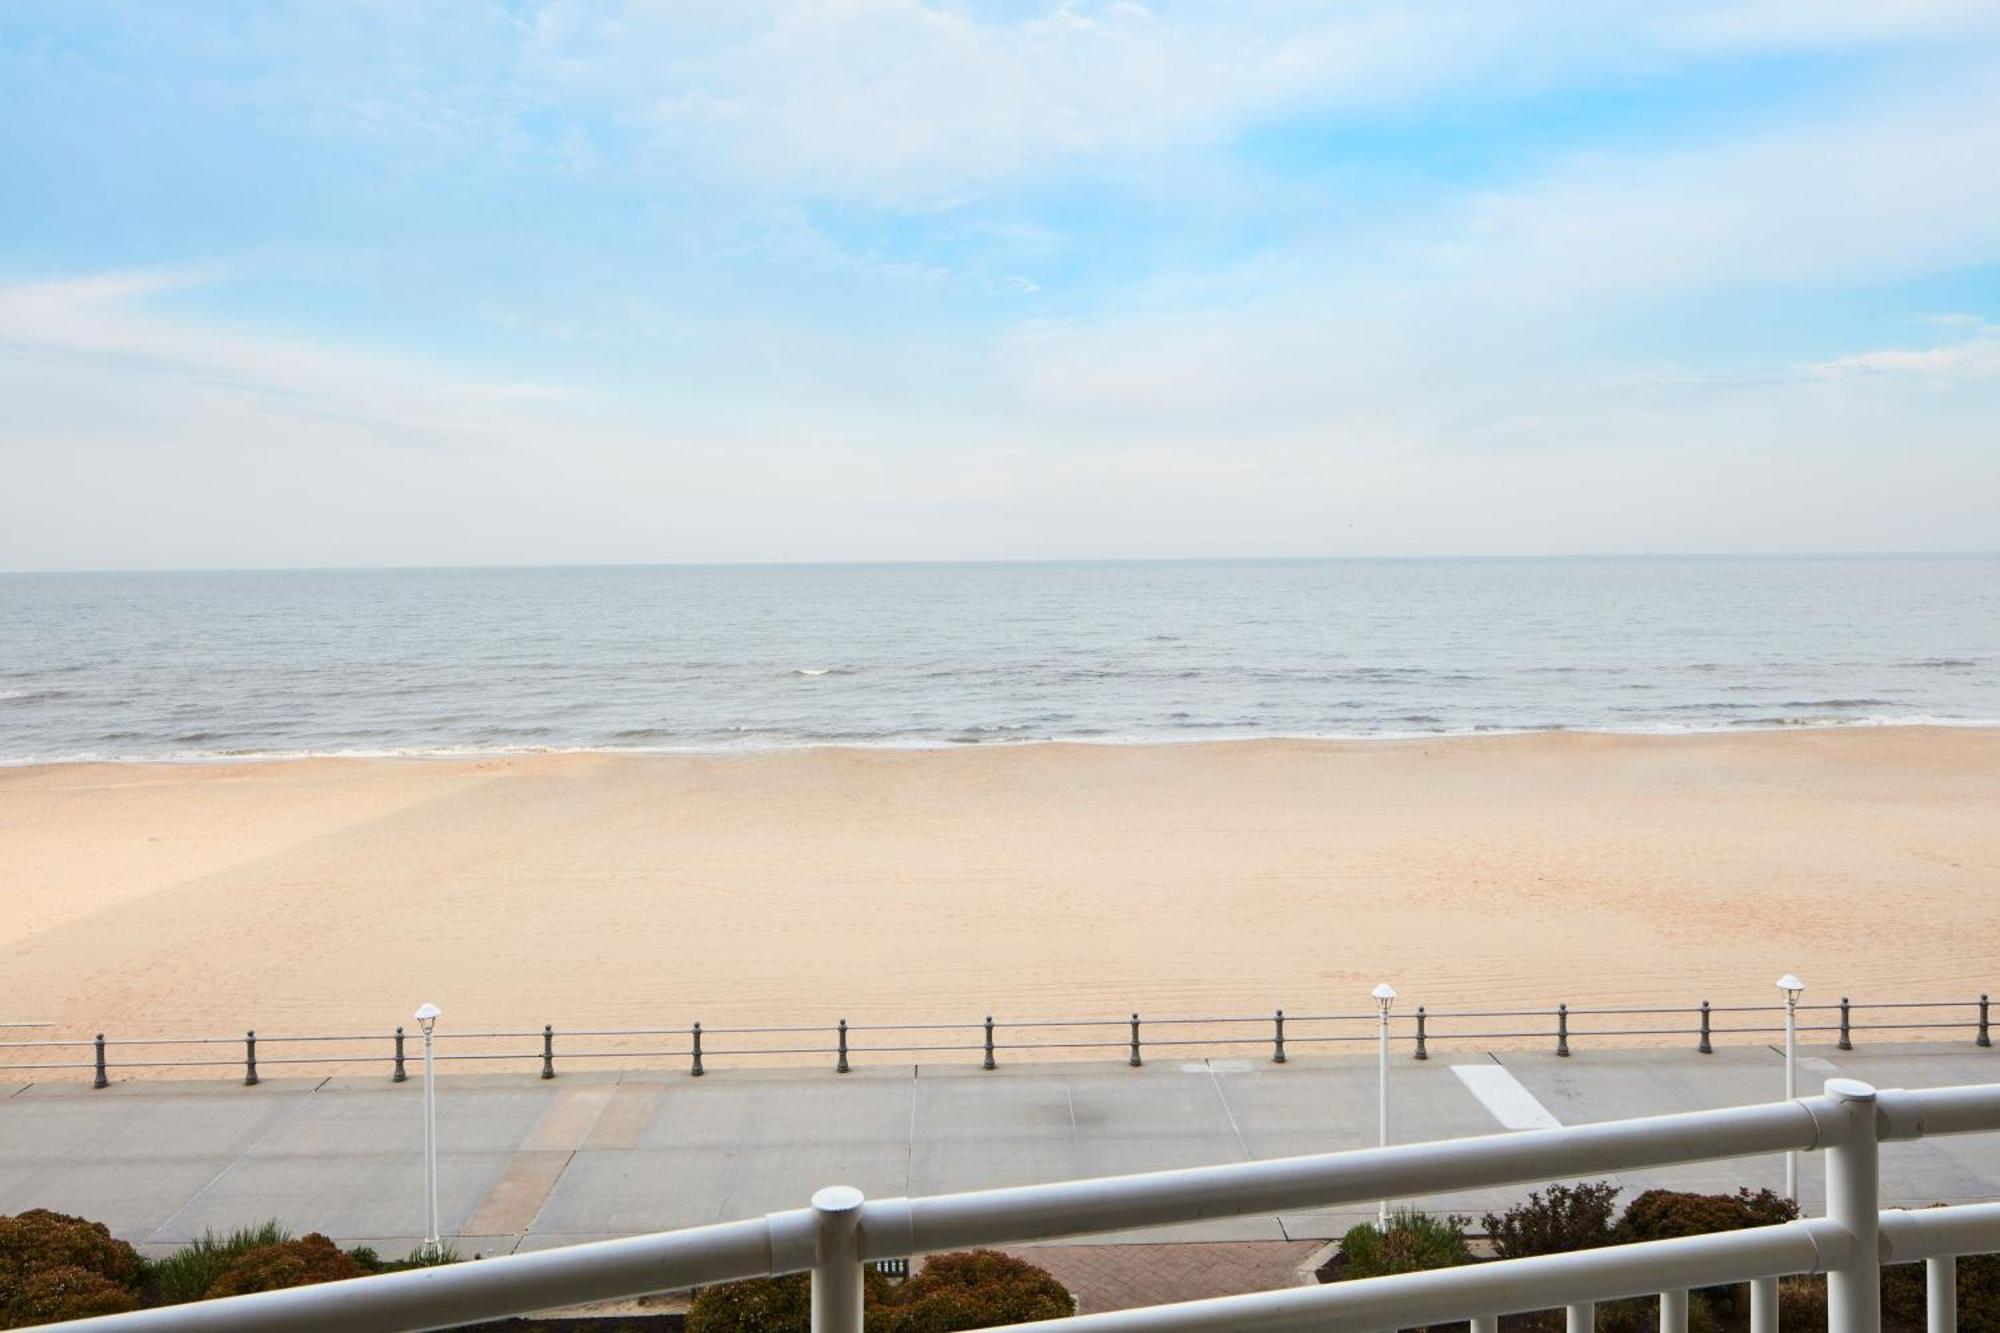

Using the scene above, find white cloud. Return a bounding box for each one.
[505,1,2000,204]
[1806,324,2000,380]
[0,270,577,449]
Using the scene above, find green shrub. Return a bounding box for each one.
[2,1265,140,1326]
[207,1232,367,1298]
[145,1221,291,1305]
[1338,1209,1474,1279]
[389,1243,462,1270]
[1483,1184,1621,1260]
[879,1251,1071,1333]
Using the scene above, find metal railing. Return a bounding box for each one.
[55,1076,2000,1332]
[6,990,1991,1085]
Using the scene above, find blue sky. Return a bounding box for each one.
[2,1,1998,569]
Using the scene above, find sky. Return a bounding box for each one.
[2,1,1998,570]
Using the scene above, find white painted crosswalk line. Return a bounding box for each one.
[1452,1062,1564,1131]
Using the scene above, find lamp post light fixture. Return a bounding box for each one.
[415,1002,442,1259]
[1777,975,1804,1203]
[1373,982,1397,1226]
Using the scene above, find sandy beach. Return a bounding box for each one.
[1,727,1996,1068]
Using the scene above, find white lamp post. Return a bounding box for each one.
[1777,975,1804,1203]
[415,1002,442,1258]
[1373,982,1397,1226]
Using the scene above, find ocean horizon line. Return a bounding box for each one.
[4,549,1999,578]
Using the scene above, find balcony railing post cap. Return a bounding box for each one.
[1825,1077,1877,1104]
[812,1185,865,1215]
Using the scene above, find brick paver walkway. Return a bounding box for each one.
[1000,1241,1325,1313]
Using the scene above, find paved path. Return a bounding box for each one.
[3,1043,1997,1260]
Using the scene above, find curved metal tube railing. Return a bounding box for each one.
[49,1078,2000,1333]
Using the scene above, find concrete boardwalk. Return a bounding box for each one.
[3,1043,1998,1258]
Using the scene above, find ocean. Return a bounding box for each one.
[0,556,1995,763]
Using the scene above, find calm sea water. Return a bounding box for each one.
[0,557,1995,763]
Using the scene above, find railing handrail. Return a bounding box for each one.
[13,986,1994,1085]
[52,1078,2000,1332]
[975,1219,1861,1333]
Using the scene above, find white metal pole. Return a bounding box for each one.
[1373,984,1395,1227]
[1785,1002,1797,1203]
[1822,1078,1881,1333]
[1928,1256,1957,1333]
[810,1186,865,1333]
[423,1026,439,1256]
[1566,1301,1596,1333]
[1378,1014,1388,1225]
[1779,975,1803,1205]
[1749,1275,1778,1333]
[1660,1288,1690,1333]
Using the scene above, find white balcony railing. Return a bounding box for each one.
[57,1077,2000,1333]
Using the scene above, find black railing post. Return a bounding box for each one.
[691,1022,705,1076]
[1129,1013,1142,1067]
[392,1026,407,1083]
[1415,1006,1429,1061]
[983,1016,996,1071]
[1839,998,1853,1051]
[1698,1001,1713,1055]
[1556,1003,1571,1058]
[837,1019,850,1073]
[93,1033,107,1089]
[1272,1009,1286,1064]
[244,1030,259,1086]
[541,1024,556,1079]
[1980,995,1992,1048]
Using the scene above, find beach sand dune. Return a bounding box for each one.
[1,728,1996,1068]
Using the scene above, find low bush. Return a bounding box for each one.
[1781,1275,1828,1332]
[1338,1210,1475,1279]
[879,1251,1072,1333]
[688,1269,896,1333]
[1615,1188,1797,1244]
[0,1209,142,1291]
[144,1221,292,1305]
[1484,1184,1621,1260]
[1616,1187,1799,1316]
[0,1210,144,1328]
[2,1266,140,1326]
[1882,1248,2000,1333]
[688,1253,1069,1333]
[207,1232,368,1299]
